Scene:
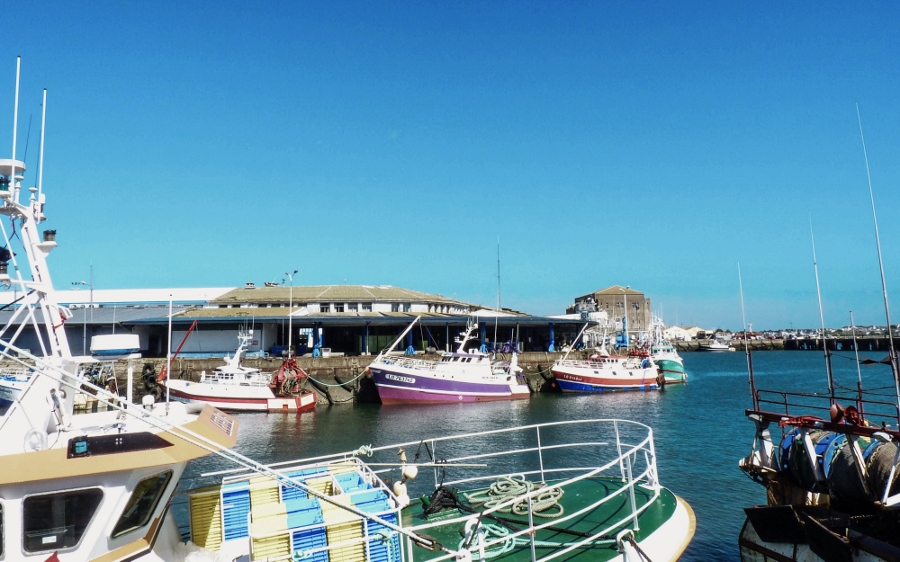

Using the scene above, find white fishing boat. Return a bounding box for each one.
[0,367,31,406]
[367,317,531,404]
[0,58,695,562]
[699,339,735,352]
[0,58,240,561]
[161,331,317,413]
[551,325,661,392]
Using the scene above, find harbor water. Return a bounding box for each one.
[171,350,900,559]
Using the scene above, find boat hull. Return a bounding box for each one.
[369,366,530,404]
[552,362,659,392]
[164,380,316,413]
[656,359,688,384]
[0,374,28,406]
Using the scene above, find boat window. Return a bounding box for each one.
[111,471,173,538]
[23,487,103,552]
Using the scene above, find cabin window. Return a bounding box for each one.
[362,303,372,312]
[23,487,103,552]
[347,303,358,312]
[334,303,344,313]
[111,471,173,538]
[391,303,400,312]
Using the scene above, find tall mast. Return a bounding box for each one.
[856,105,900,423]
[809,218,835,401]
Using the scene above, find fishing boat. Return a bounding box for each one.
[552,353,661,392]
[737,122,900,562]
[0,367,31,406]
[550,324,661,392]
[161,331,317,413]
[644,316,687,384]
[650,343,688,383]
[184,417,696,561]
[367,317,531,404]
[0,58,241,561]
[699,339,735,352]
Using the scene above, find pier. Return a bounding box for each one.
[30,335,896,409]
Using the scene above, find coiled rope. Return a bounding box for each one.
[464,475,565,518]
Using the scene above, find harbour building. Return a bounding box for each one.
[0,283,589,358]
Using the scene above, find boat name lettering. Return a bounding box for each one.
[385,374,415,384]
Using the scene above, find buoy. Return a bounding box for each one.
[402,464,418,481]
[393,481,407,497]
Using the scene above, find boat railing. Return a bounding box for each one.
[377,355,439,371]
[196,419,660,561]
[402,419,659,561]
[752,387,900,432]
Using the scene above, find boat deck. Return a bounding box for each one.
[399,477,679,561]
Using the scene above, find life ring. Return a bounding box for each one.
[24,429,48,452]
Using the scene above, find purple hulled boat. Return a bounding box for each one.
[367,317,531,404]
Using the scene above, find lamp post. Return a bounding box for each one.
[620,285,630,348]
[285,270,297,358]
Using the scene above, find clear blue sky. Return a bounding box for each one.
[4,2,899,331]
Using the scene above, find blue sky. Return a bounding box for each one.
[4,2,900,330]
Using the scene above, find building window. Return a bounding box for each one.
[362,303,372,312]
[111,471,172,538]
[23,488,104,552]
[403,304,411,312]
[334,303,344,313]
[348,303,358,312]
[391,303,400,312]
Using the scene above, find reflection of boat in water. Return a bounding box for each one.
[367,317,531,404]
[162,331,317,412]
[699,339,735,352]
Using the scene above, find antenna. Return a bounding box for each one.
[37,89,46,211]
[11,57,20,193]
[809,216,835,402]
[856,104,900,423]
[493,236,500,354]
[738,263,757,410]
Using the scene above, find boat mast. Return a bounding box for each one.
[738,263,758,410]
[37,88,46,216]
[856,104,900,424]
[809,218,835,402]
[493,236,500,354]
[850,310,865,419]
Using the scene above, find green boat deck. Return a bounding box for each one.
[399,476,679,561]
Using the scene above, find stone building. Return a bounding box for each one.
[566,285,651,333]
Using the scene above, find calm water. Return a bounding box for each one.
[180,349,898,560]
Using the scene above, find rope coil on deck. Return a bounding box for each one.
[464,475,565,518]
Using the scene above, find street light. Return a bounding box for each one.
[285,270,297,358]
[620,286,630,348]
